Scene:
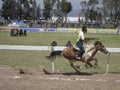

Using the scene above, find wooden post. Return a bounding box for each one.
[51,46,55,72]
[106,52,110,74]
[52,58,55,71]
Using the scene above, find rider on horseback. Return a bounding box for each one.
[76,26,90,60]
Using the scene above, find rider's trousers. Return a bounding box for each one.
[76,41,85,57]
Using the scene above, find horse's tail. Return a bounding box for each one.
[46,51,62,60]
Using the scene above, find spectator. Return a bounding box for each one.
[10,28,15,36]
[19,28,23,36]
[23,29,27,36]
[51,40,57,46]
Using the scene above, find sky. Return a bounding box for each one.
[0,0,82,10]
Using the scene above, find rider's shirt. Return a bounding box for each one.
[77,31,85,41]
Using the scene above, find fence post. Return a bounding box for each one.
[51,46,55,71]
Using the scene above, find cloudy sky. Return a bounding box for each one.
[0,0,81,10]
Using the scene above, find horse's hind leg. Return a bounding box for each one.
[69,60,81,73]
[93,58,98,68]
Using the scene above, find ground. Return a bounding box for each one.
[0,66,120,90]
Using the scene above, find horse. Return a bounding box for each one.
[46,41,109,73]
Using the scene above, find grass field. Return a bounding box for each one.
[0,31,120,73]
[0,31,120,47]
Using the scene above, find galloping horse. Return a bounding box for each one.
[46,41,109,73]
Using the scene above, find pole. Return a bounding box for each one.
[51,46,55,71]
[52,58,55,71]
[106,52,110,74]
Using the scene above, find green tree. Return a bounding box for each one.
[1,0,40,21]
[18,0,33,20]
[43,0,56,20]
[102,0,120,28]
[36,4,41,19]
[1,0,17,19]
[59,0,72,22]
[80,0,100,22]
[88,0,98,8]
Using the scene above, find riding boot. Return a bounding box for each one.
[76,50,85,60]
[76,55,81,59]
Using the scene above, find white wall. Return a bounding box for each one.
[51,16,85,23]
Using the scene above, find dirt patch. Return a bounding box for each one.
[0,66,120,90]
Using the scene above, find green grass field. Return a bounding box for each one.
[0,31,120,73]
[0,31,120,47]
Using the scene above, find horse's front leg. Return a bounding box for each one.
[85,62,93,68]
[93,58,98,68]
[85,58,98,68]
[69,60,81,73]
[84,58,93,68]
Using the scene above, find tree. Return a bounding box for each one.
[1,0,17,19]
[30,0,37,21]
[43,0,56,20]
[36,4,41,19]
[102,0,120,28]
[80,0,101,22]
[1,0,40,21]
[59,0,72,22]
[88,0,98,8]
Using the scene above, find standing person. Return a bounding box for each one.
[65,40,72,47]
[50,40,57,46]
[10,28,14,36]
[50,40,57,52]
[19,28,23,36]
[23,29,27,36]
[76,26,90,59]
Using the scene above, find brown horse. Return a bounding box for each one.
[46,41,109,73]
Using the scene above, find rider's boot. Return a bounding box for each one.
[76,55,81,60]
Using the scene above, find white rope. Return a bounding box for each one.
[106,52,110,74]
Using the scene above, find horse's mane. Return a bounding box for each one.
[85,41,102,53]
[85,44,94,52]
[94,41,102,46]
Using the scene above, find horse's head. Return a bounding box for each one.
[94,41,108,54]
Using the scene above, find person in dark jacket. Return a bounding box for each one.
[50,40,57,46]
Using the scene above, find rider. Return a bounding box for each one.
[76,26,90,60]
